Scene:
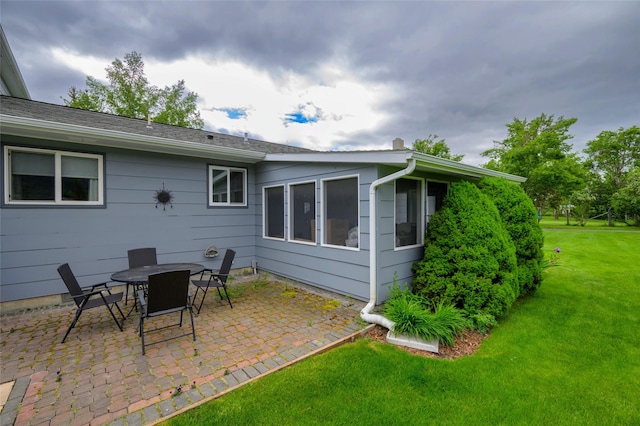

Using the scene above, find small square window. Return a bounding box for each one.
[208,166,247,206]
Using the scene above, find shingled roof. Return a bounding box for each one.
[0,96,313,154]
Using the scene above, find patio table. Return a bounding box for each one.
[111,263,205,284]
[111,263,204,316]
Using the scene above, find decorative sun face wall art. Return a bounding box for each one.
[154,183,174,210]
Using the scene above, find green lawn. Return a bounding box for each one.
[165,230,640,425]
[539,214,638,230]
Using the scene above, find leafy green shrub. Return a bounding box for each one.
[466,311,497,334]
[412,181,518,329]
[478,177,545,295]
[385,285,465,346]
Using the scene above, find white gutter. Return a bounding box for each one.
[360,157,417,329]
[0,115,266,163]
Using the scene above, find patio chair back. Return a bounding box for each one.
[57,263,85,307]
[192,248,236,313]
[125,247,158,306]
[218,248,236,285]
[139,269,195,354]
[146,270,190,314]
[128,248,157,268]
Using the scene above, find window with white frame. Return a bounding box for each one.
[322,176,359,248]
[395,177,423,248]
[289,181,316,243]
[263,185,285,239]
[208,166,247,206]
[4,146,104,205]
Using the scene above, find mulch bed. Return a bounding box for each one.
[364,325,488,359]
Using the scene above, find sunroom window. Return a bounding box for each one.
[426,181,448,225]
[263,185,285,239]
[322,176,359,248]
[208,166,247,206]
[289,181,316,243]
[395,177,423,248]
[5,146,103,205]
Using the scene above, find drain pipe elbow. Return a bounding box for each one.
[360,157,416,330]
[360,302,395,330]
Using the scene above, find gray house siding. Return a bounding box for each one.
[0,136,256,302]
[254,161,376,301]
[376,178,419,301]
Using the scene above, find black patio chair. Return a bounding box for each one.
[138,269,196,355]
[125,247,157,306]
[57,263,125,343]
[191,248,235,314]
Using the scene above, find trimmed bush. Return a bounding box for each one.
[412,181,518,329]
[385,285,465,346]
[478,177,545,295]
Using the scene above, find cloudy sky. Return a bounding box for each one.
[2,1,638,165]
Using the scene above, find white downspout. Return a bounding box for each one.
[360,158,417,329]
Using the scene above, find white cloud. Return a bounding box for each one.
[51,48,398,151]
[51,48,113,81]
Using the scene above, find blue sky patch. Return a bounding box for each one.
[283,103,322,126]
[284,112,318,124]
[216,107,247,119]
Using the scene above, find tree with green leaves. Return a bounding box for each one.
[569,188,596,226]
[482,113,586,214]
[583,126,640,223]
[63,51,204,129]
[584,126,640,188]
[412,134,464,161]
[611,169,640,225]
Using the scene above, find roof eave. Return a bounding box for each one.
[0,114,266,163]
[264,150,412,164]
[265,151,526,182]
[411,152,526,182]
[0,26,30,99]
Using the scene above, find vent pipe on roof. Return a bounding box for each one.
[243,132,249,145]
[393,138,404,149]
[146,114,153,129]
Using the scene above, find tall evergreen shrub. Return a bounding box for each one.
[478,177,545,295]
[412,181,518,328]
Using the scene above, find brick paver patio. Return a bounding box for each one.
[0,273,366,425]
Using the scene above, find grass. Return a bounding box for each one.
[164,229,640,425]
[539,215,640,230]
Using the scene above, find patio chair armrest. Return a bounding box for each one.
[198,268,214,279]
[212,273,229,280]
[81,282,111,292]
[73,288,107,301]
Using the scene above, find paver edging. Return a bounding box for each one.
[141,324,375,426]
[0,376,30,426]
